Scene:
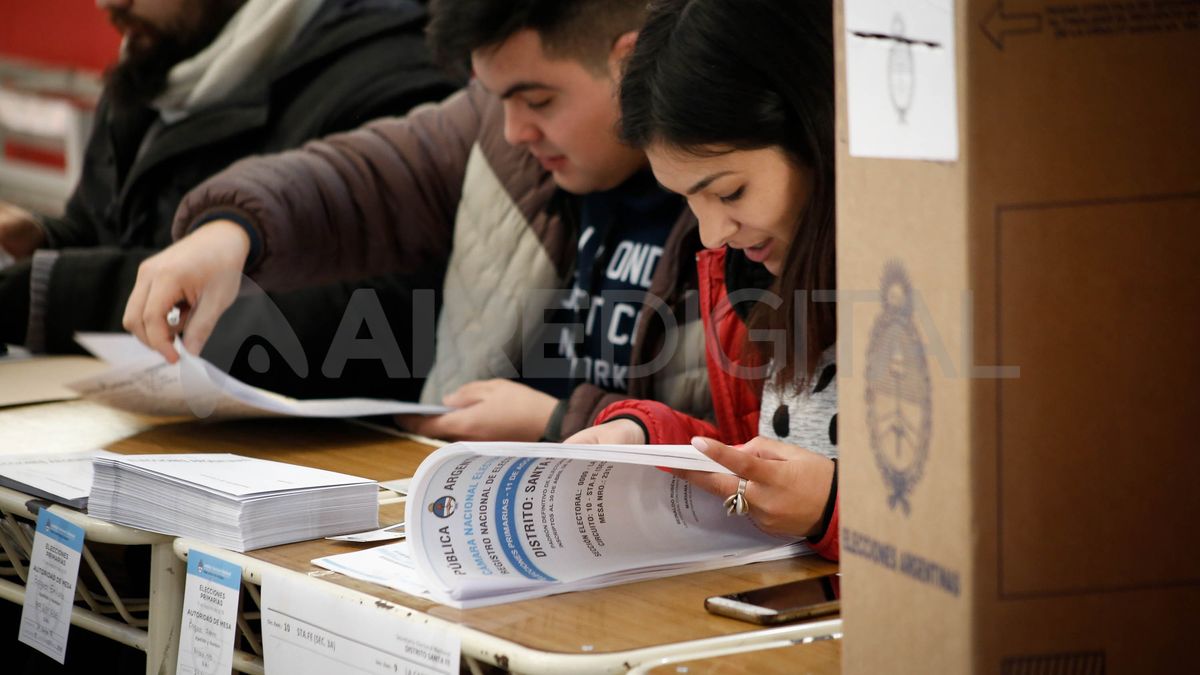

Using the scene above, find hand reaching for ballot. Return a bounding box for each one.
[0,202,46,259]
[123,220,250,362]
[672,436,834,539]
[396,379,558,442]
[564,418,647,445]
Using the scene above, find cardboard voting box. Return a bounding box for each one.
[836,0,1200,673]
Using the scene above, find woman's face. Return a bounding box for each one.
[646,143,812,277]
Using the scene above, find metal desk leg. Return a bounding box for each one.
[146,541,185,675]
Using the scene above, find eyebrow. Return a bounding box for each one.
[685,171,735,195]
[497,81,556,100]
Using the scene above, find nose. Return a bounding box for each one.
[502,101,542,147]
[692,201,739,250]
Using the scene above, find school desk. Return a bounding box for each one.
[1,405,841,674]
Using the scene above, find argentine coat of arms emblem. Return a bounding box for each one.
[865,261,932,515]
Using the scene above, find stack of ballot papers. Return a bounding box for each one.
[88,454,379,551]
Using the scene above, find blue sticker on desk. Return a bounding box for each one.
[188,550,242,591]
[36,509,85,552]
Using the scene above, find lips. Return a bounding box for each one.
[533,153,567,171]
[110,12,156,50]
[740,240,774,264]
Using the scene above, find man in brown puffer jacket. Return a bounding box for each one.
[122,0,718,442]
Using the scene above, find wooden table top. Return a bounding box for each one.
[109,417,433,481]
[642,640,840,674]
[110,417,840,667]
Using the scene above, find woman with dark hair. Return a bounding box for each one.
[567,0,839,559]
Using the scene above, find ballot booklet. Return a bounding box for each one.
[67,332,450,420]
[88,454,378,551]
[313,442,810,608]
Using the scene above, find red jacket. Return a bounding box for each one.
[595,248,839,560]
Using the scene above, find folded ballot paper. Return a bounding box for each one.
[66,333,449,420]
[88,454,378,551]
[313,442,811,608]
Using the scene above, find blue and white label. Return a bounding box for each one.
[19,510,85,663]
[37,509,85,552]
[187,550,241,590]
[177,550,242,675]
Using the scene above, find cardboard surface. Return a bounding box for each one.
[837,1,1200,673]
[0,355,108,408]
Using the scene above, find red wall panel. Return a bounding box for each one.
[0,0,122,73]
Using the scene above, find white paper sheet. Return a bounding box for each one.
[379,477,412,495]
[95,454,373,497]
[74,333,159,367]
[0,449,118,508]
[313,542,436,599]
[326,521,406,543]
[261,570,459,675]
[68,333,451,420]
[845,0,959,160]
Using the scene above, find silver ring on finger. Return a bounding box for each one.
[723,478,751,516]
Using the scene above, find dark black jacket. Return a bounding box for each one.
[1,0,460,400]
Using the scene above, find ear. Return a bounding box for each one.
[607,30,639,81]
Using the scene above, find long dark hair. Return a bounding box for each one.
[620,0,836,390]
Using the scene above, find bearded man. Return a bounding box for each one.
[0,0,459,400]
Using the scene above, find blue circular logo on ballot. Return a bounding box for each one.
[429,495,457,518]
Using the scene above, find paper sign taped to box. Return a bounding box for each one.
[845,0,958,160]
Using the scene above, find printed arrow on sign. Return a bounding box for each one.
[981,1,1043,50]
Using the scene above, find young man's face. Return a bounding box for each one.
[471,29,646,194]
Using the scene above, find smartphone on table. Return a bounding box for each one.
[704,573,841,625]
